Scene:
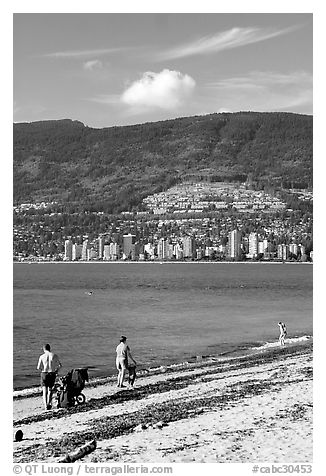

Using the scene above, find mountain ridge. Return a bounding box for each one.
[13,111,313,213]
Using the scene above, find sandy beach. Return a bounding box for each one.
[13,341,313,463]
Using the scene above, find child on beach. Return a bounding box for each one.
[278,322,287,346]
[127,346,137,389]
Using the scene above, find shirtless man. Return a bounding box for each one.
[278,322,287,346]
[37,344,62,410]
[116,335,133,388]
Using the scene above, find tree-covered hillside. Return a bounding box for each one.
[13,112,312,213]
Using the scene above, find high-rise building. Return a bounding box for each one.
[98,236,105,260]
[248,233,258,258]
[183,236,195,258]
[229,230,242,260]
[277,244,288,260]
[158,238,168,260]
[289,243,298,256]
[123,234,136,260]
[72,244,82,261]
[109,242,120,260]
[167,243,174,259]
[82,239,89,260]
[263,239,269,253]
[64,239,73,261]
[103,244,110,261]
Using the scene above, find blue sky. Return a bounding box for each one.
[13,13,312,128]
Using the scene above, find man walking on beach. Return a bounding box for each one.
[116,335,136,388]
[278,322,287,346]
[37,343,62,410]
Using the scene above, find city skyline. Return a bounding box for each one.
[13,12,312,128]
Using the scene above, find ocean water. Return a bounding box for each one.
[13,262,313,390]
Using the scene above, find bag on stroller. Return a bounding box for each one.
[56,368,88,408]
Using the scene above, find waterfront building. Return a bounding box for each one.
[123,234,136,260]
[248,233,258,258]
[82,239,89,260]
[98,236,104,260]
[258,241,265,255]
[167,243,174,259]
[229,229,242,260]
[289,243,299,256]
[174,243,183,260]
[109,242,120,260]
[72,243,82,261]
[64,239,73,261]
[103,244,110,261]
[183,236,195,258]
[277,244,289,260]
[158,238,168,260]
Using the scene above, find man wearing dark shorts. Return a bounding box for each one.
[37,344,62,410]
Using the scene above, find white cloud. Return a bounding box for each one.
[204,70,312,113]
[87,94,121,105]
[43,48,123,59]
[157,26,300,60]
[121,69,196,110]
[83,60,103,71]
[207,71,312,90]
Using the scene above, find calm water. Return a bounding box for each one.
[13,262,313,389]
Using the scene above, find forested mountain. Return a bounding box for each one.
[13,112,313,213]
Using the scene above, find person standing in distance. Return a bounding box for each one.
[116,336,128,387]
[37,343,62,410]
[116,335,136,388]
[278,322,287,346]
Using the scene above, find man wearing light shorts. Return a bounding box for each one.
[37,343,62,410]
[116,336,129,388]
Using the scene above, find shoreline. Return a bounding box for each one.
[13,335,312,395]
[13,341,313,463]
[14,260,313,264]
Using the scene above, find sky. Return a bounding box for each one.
[13,13,312,128]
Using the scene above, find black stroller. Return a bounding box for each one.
[56,368,89,409]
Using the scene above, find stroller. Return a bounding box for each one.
[56,368,89,409]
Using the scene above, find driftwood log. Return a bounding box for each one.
[58,439,97,463]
